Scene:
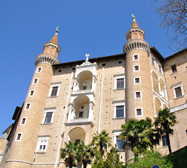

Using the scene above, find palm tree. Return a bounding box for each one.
[119,118,153,160]
[60,141,79,168]
[154,108,177,154]
[77,141,94,168]
[104,147,123,168]
[91,130,112,156]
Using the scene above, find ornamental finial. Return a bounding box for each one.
[132,14,135,21]
[85,53,90,62]
[56,26,59,34]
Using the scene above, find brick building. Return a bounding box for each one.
[0,17,187,168]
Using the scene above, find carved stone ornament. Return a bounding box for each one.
[123,39,150,56]
[35,54,60,66]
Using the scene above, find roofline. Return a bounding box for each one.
[150,47,164,62]
[53,53,126,68]
[12,106,22,120]
[12,102,24,120]
[53,48,186,67]
[3,125,13,134]
[165,48,187,61]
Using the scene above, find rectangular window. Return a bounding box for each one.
[16,133,22,141]
[34,78,38,84]
[21,118,27,125]
[113,74,125,90]
[82,86,87,90]
[40,144,46,150]
[135,77,140,84]
[36,137,49,152]
[37,67,42,73]
[25,103,30,110]
[171,64,177,73]
[51,86,58,96]
[159,65,162,73]
[136,109,142,116]
[135,92,141,98]
[162,135,168,147]
[30,90,34,96]
[134,55,139,60]
[117,78,124,89]
[75,139,81,143]
[175,87,182,98]
[78,111,83,118]
[44,112,53,124]
[116,136,124,150]
[116,106,124,118]
[152,57,155,66]
[134,65,140,71]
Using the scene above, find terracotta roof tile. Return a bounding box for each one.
[50,33,58,44]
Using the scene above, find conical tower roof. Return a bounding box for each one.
[130,19,139,29]
[50,33,58,44]
[50,27,59,44]
[126,14,145,41]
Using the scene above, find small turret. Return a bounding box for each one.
[35,28,61,66]
[43,27,61,58]
[123,15,150,56]
[126,14,145,41]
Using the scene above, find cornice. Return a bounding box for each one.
[126,28,145,40]
[123,39,150,56]
[43,42,61,53]
[35,54,60,66]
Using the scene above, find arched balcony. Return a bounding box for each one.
[68,127,85,143]
[66,57,97,126]
[67,95,94,123]
[73,70,96,93]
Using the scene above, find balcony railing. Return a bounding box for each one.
[74,89,92,93]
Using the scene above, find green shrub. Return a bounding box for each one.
[126,150,173,168]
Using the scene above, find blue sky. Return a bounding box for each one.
[0,0,173,134]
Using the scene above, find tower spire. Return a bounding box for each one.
[123,15,150,55]
[126,14,145,41]
[130,14,139,29]
[50,27,59,44]
[35,28,61,66]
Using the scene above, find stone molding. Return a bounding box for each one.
[64,121,94,127]
[43,42,61,53]
[6,159,55,165]
[35,54,60,66]
[170,103,187,113]
[126,28,145,40]
[123,39,150,56]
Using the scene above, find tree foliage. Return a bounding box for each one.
[91,130,112,156]
[154,108,177,154]
[60,141,79,168]
[104,147,124,168]
[77,141,94,168]
[126,150,173,168]
[155,0,187,51]
[119,118,155,160]
[91,147,124,168]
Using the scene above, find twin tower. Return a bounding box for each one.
[2,17,156,168]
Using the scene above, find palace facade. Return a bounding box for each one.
[0,18,187,168]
